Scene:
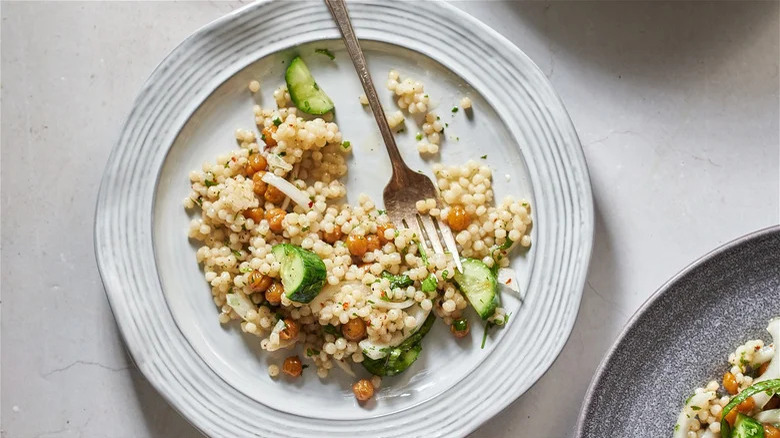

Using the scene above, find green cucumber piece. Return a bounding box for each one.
[453,258,499,319]
[272,244,326,303]
[285,56,334,115]
[732,414,765,438]
[362,313,435,376]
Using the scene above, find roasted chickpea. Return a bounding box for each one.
[279,318,300,340]
[244,207,264,223]
[450,318,470,338]
[322,227,343,244]
[723,371,738,395]
[246,153,267,176]
[265,281,284,305]
[447,205,470,231]
[376,222,394,244]
[252,171,267,196]
[365,234,381,252]
[265,208,286,233]
[352,378,374,401]
[261,125,277,148]
[346,234,368,257]
[282,355,302,377]
[759,361,770,376]
[264,184,286,204]
[765,424,780,438]
[247,270,272,293]
[341,318,367,342]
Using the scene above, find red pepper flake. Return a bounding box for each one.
[342,302,349,310]
[308,201,314,208]
[505,278,512,284]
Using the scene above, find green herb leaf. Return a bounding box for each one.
[417,241,428,266]
[480,155,487,160]
[272,117,282,127]
[232,250,242,258]
[204,179,217,188]
[376,209,386,215]
[481,322,494,349]
[442,269,449,280]
[239,266,253,273]
[323,324,340,336]
[415,133,423,141]
[342,140,351,149]
[451,107,458,113]
[381,271,413,290]
[314,48,336,60]
[302,364,310,369]
[421,274,438,293]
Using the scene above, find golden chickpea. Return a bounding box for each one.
[447,205,470,231]
[261,126,277,148]
[282,355,302,377]
[322,227,342,244]
[246,153,267,176]
[264,184,286,204]
[365,234,381,252]
[759,361,770,376]
[376,222,394,244]
[244,207,264,223]
[265,281,284,305]
[766,424,780,438]
[252,171,267,196]
[723,371,738,395]
[346,234,368,257]
[450,318,469,338]
[341,318,367,342]
[265,208,286,233]
[352,379,374,402]
[279,318,299,340]
[247,270,272,293]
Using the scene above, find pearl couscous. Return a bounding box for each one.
[674,317,779,438]
[184,58,533,403]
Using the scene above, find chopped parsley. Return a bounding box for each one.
[232,250,242,258]
[224,161,230,168]
[379,292,391,302]
[442,269,449,280]
[204,179,217,188]
[690,406,700,411]
[421,274,438,292]
[302,364,310,370]
[342,140,351,149]
[397,128,405,133]
[301,226,310,232]
[451,106,458,113]
[239,266,253,273]
[415,133,423,141]
[376,209,386,215]
[481,322,494,349]
[272,117,282,127]
[314,48,335,60]
[279,151,287,157]
[417,241,428,266]
[323,324,340,336]
[480,155,487,159]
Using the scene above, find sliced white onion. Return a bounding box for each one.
[334,359,356,377]
[262,172,311,210]
[371,299,415,310]
[753,316,780,408]
[266,153,293,172]
[280,164,301,210]
[225,292,254,321]
[359,304,430,360]
[755,409,780,425]
[263,337,297,352]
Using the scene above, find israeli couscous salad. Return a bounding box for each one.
[675,317,780,438]
[184,53,532,402]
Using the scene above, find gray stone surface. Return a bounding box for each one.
[1,1,778,437]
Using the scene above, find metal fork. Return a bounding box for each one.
[324,0,462,272]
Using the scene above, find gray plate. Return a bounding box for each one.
[576,226,780,437]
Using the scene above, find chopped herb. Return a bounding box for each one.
[685,394,694,404]
[480,155,487,160]
[421,274,438,292]
[498,237,514,250]
[275,312,285,321]
[261,133,267,141]
[381,271,413,289]
[239,266,253,273]
[367,299,375,304]
[342,140,351,149]
[442,269,449,280]
[522,202,529,207]
[674,425,679,431]
[436,116,440,120]
[302,364,310,369]
[415,133,423,141]
[323,324,340,336]
[193,196,203,206]
[417,241,428,266]
[224,161,230,168]
[376,209,386,215]
[481,322,494,349]
[424,94,428,98]
[248,149,257,155]
[398,128,405,133]
[452,318,468,332]
[272,117,282,127]
[204,179,217,188]
[302,226,310,232]
[445,122,449,127]
[380,292,391,302]
[690,406,700,411]
[451,107,458,113]
[314,48,335,60]
[232,250,242,258]
[279,151,287,157]
[306,348,320,356]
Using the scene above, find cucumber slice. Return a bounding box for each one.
[272,244,326,303]
[361,313,435,376]
[453,258,499,320]
[285,56,334,115]
[732,414,765,438]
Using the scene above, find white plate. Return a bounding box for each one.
[95,1,593,436]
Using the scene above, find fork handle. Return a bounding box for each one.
[324,0,412,180]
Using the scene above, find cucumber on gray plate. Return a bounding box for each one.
[453,258,499,320]
[272,243,326,303]
[284,56,334,115]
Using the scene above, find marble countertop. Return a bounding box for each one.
[2,2,778,437]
